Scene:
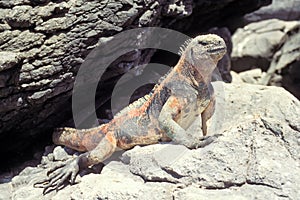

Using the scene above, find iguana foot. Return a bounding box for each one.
[34,157,80,194]
[186,134,223,149]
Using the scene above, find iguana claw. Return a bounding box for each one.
[34,157,80,194]
[195,134,223,149]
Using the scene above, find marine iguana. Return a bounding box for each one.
[34,34,226,193]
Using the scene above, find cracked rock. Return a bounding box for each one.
[0,51,21,72]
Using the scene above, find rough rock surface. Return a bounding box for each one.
[233,69,265,84]
[1,82,299,199]
[0,0,272,161]
[231,19,300,71]
[244,0,300,22]
[231,19,300,99]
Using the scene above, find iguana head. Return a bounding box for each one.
[182,34,227,75]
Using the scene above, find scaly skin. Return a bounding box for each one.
[34,34,226,193]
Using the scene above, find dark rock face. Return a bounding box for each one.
[0,0,271,162]
[209,27,232,82]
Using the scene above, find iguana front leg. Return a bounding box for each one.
[158,96,217,149]
[34,131,117,194]
[201,94,215,136]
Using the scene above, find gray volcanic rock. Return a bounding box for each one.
[244,0,300,22]
[231,19,300,71]
[231,19,300,99]
[1,82,299,199]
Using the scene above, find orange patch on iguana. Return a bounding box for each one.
[138,102,151,114]
[126,97,152,118]
[169,97,181,109]
[99,123,109,133]
[80,129,99,151]
[127,109,143,118]
[105,131,117,145]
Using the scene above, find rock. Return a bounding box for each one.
[1,30,45,51]
[232,19,300,71]
[265,29,300,96]
[1,82,299,199]
[235,69,265,84]
[230,69,285,87]
[162,0,193,18]
[174,184,290,200]
[0,52,22,89]
[244,0,300,22]
[121,144,187,183]
[231,19,300,99]
[230,71,244,84]
[0,183,11,200]
[0,51,21,72]
[0,0,31,8]
[52,146,70,161]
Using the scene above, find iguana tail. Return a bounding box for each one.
[52,124,108,152]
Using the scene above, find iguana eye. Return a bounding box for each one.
[198,41,209,46]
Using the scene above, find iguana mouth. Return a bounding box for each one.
[207,47,226,53]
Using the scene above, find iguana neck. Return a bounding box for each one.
[175,56,215,85]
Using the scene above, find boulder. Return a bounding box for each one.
[231,19,300,71]
[231,19,300,98]
[244,0,300,22]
